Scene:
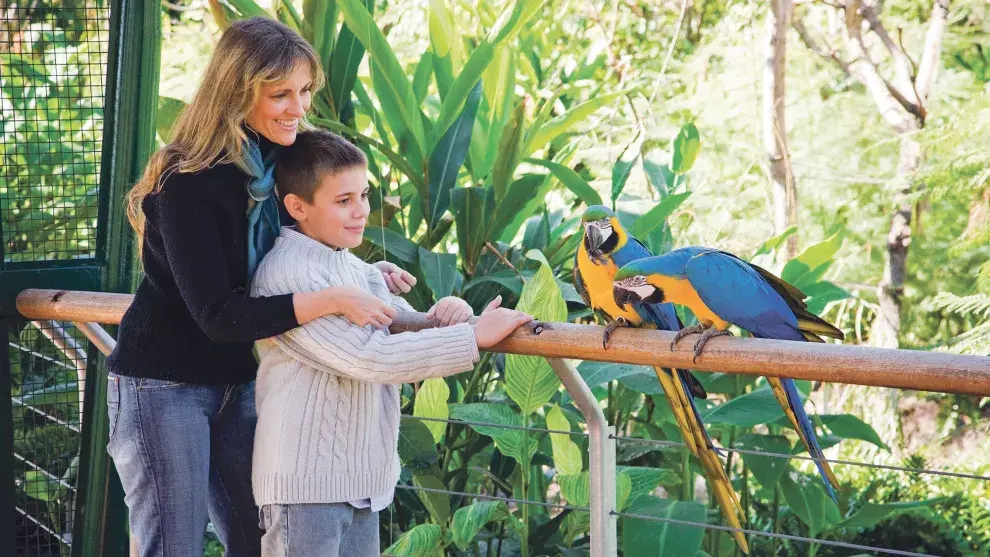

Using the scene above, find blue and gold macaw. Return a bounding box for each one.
[612,247,845,501]
[574,206,749,553]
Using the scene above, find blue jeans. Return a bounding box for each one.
[106,374,262,557]
[259,503,379,557]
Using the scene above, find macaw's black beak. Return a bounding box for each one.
[585,225,604,250]
[613,285,640,309]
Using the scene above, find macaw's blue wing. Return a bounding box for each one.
[682,251,840,501]
[683,250,804,341]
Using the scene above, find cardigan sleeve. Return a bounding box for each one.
[147,172,298,343]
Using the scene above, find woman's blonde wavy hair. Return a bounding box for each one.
[127,16,325,245]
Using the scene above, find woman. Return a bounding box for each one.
[104,17,412,557]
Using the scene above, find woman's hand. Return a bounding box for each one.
[473,307,534,349]
[375,261,417,294]
[329,285,398,328]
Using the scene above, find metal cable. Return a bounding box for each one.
[613,510,938,557]
[612,434,990,482]
[396,484,590,513]
[403,416,989,482]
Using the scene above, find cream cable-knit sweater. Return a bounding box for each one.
[250,227,479,505]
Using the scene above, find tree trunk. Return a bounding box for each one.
[765,0,798,257]
[873,127,922,348]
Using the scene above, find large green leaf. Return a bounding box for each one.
[669,123,701,174]
[450,500,509,550]
[397,418,439,473]
[418,247,458,300]
[156,96,186,141]
[780,474,840,537]
[733,434,792,490]
[546,405,583,475]
[506,251,567,414]
[369,61,424,172]
[384,523,444,557]
[487,173,544,241]
[621,496,706,557]
[491,100,526,203]
[412,52,434,105]
[413,377,450,443]
[611,139,639,205]
[303,0,337,64]
[433,42,494,143]
[223,0,269,19]
[820,414,889,450]
[642,153,677,197]
[780,233,842,285]
[574,361,668,396]
[803,281,851,315]
[450,186,488,272]
[477,43,516,178]
[840,499,942,530]
[413,474,451,525]
[524,90,630,155]
[525,158,603,207]
[449,403,536,464]
[328,0,371,120]
[426,80,482,228]
[632,192,693,238]
[558,472,590,507]
[751,226,798,259]
[338,0,425,154]
[618,466,682,498]
[428,0,465,68]
[364,225,419,263]
[311,117,422,189]
[490,0,543,43]
[703,386,787,427]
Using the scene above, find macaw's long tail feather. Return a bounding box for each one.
[796,313,844,340]
[767,377,840,501]
[653,366,750,554]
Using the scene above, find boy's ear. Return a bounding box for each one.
[283,193,308,222]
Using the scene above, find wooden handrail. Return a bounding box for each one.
[16,288,990,396]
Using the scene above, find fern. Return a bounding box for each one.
[929,293,990,355]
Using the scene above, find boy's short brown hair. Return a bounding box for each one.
[275,129,367,202]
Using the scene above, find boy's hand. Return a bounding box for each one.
[426,296,474,327]
[482,295,503,314]
[375,261,417,294]
[473,308,534,349]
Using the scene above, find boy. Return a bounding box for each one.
[250,130,533,557]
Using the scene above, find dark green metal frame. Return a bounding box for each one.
[0,0,161,555]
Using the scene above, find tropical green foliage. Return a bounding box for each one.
[164,0,990,554]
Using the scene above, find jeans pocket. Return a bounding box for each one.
[106,375,121,442]
[137,377,183,389]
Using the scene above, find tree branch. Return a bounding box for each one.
[792,12,852,76]
[841,0,919,131]
[915,0,950,102]
[861,1,917,97]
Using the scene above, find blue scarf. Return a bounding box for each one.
[244,136,281,280]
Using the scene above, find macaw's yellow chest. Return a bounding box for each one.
[649,276,730,330]
[576,244,643,325]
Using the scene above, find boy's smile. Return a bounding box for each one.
[287,166,370,249]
